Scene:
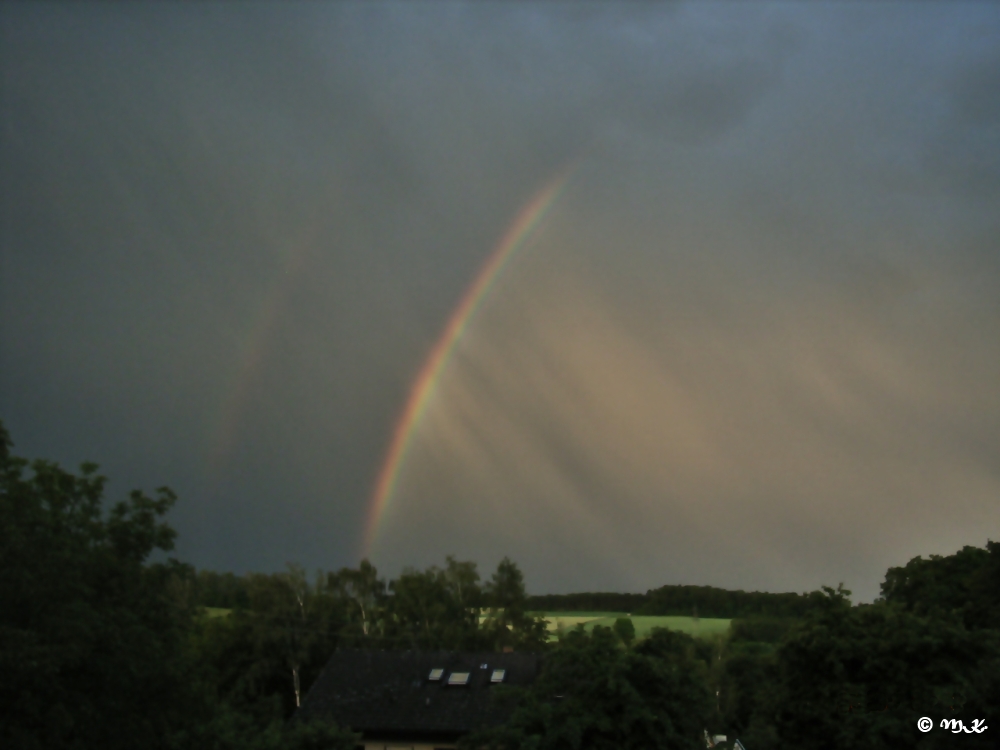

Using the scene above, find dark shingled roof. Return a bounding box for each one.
[296,650,541,736]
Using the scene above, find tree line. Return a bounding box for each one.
[527,585,820,619]
[187,558,546,654]
[465,546,1000,749]
[0,420,544,750]
[3,419,998,749]
[180,555,549,720]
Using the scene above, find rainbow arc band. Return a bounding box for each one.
[363,166,577,555]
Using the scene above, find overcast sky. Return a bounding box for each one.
[2,2,998,601]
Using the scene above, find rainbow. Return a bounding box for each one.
[363,168,576,555]
[209,265,300,473]
[206,193,334,476]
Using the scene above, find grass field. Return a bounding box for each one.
[201,606,729,640]
[537,612,731,641]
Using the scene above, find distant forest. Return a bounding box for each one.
[526,586,817,619]
[196,573,820,621]
[189,572,817,629]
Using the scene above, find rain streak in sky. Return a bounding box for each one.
[2,3,999,601]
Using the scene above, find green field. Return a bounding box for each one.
[538,612,731,641]
[203,606,728,640]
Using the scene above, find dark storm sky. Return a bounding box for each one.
[2,3,998,601]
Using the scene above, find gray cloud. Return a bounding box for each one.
[924,51,1000,196]
[2,3,998,597]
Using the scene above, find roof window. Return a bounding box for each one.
[428,668,444,681]
[447,672,471,686]
[491,669,506,683]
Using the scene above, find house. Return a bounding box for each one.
[295,650,542,750]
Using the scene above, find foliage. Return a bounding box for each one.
[6,418,999,750]
[170,705,358,750]
[613,617,635,647]
[0,420,359,750]
[281,719,360,750]
[572,615,731,641]
[527,587,821,619]
[0,421,202,750]
[194,569,251,609]
[526,592,649,613]
[188,553,551,736]
[717,642,780,749]
[382,556,484,650]
[460,626,714,750]
[728,615,796,645]
[771,585,1000,750]
[639,583,817,618]
[481,556,550,651]
[193,566,347,723]
[881,542,1000,630]
[325,558,386,641]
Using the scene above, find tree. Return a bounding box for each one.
[482,557,549,651]
[382,556,491,650]
[613,617,636,647]
[281,719,360,750]
[0,420,201,750]
[640,584,815,618]
[717,643,780,750]
[326,559,385,641]
[460,625,714,750]
[193,564,348,727]
[967,540,1000,630]
[443,554,484,612]
[194,569,251,609]
[772,586,1000,750]
[882,542,1000,630]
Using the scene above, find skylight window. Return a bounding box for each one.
[428,668,444,681]
[490,669,506,683]
[447,672,471,686]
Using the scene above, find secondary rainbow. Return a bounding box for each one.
[363,168,575,555]
[208,233,311,474]
[205,194,336,476]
